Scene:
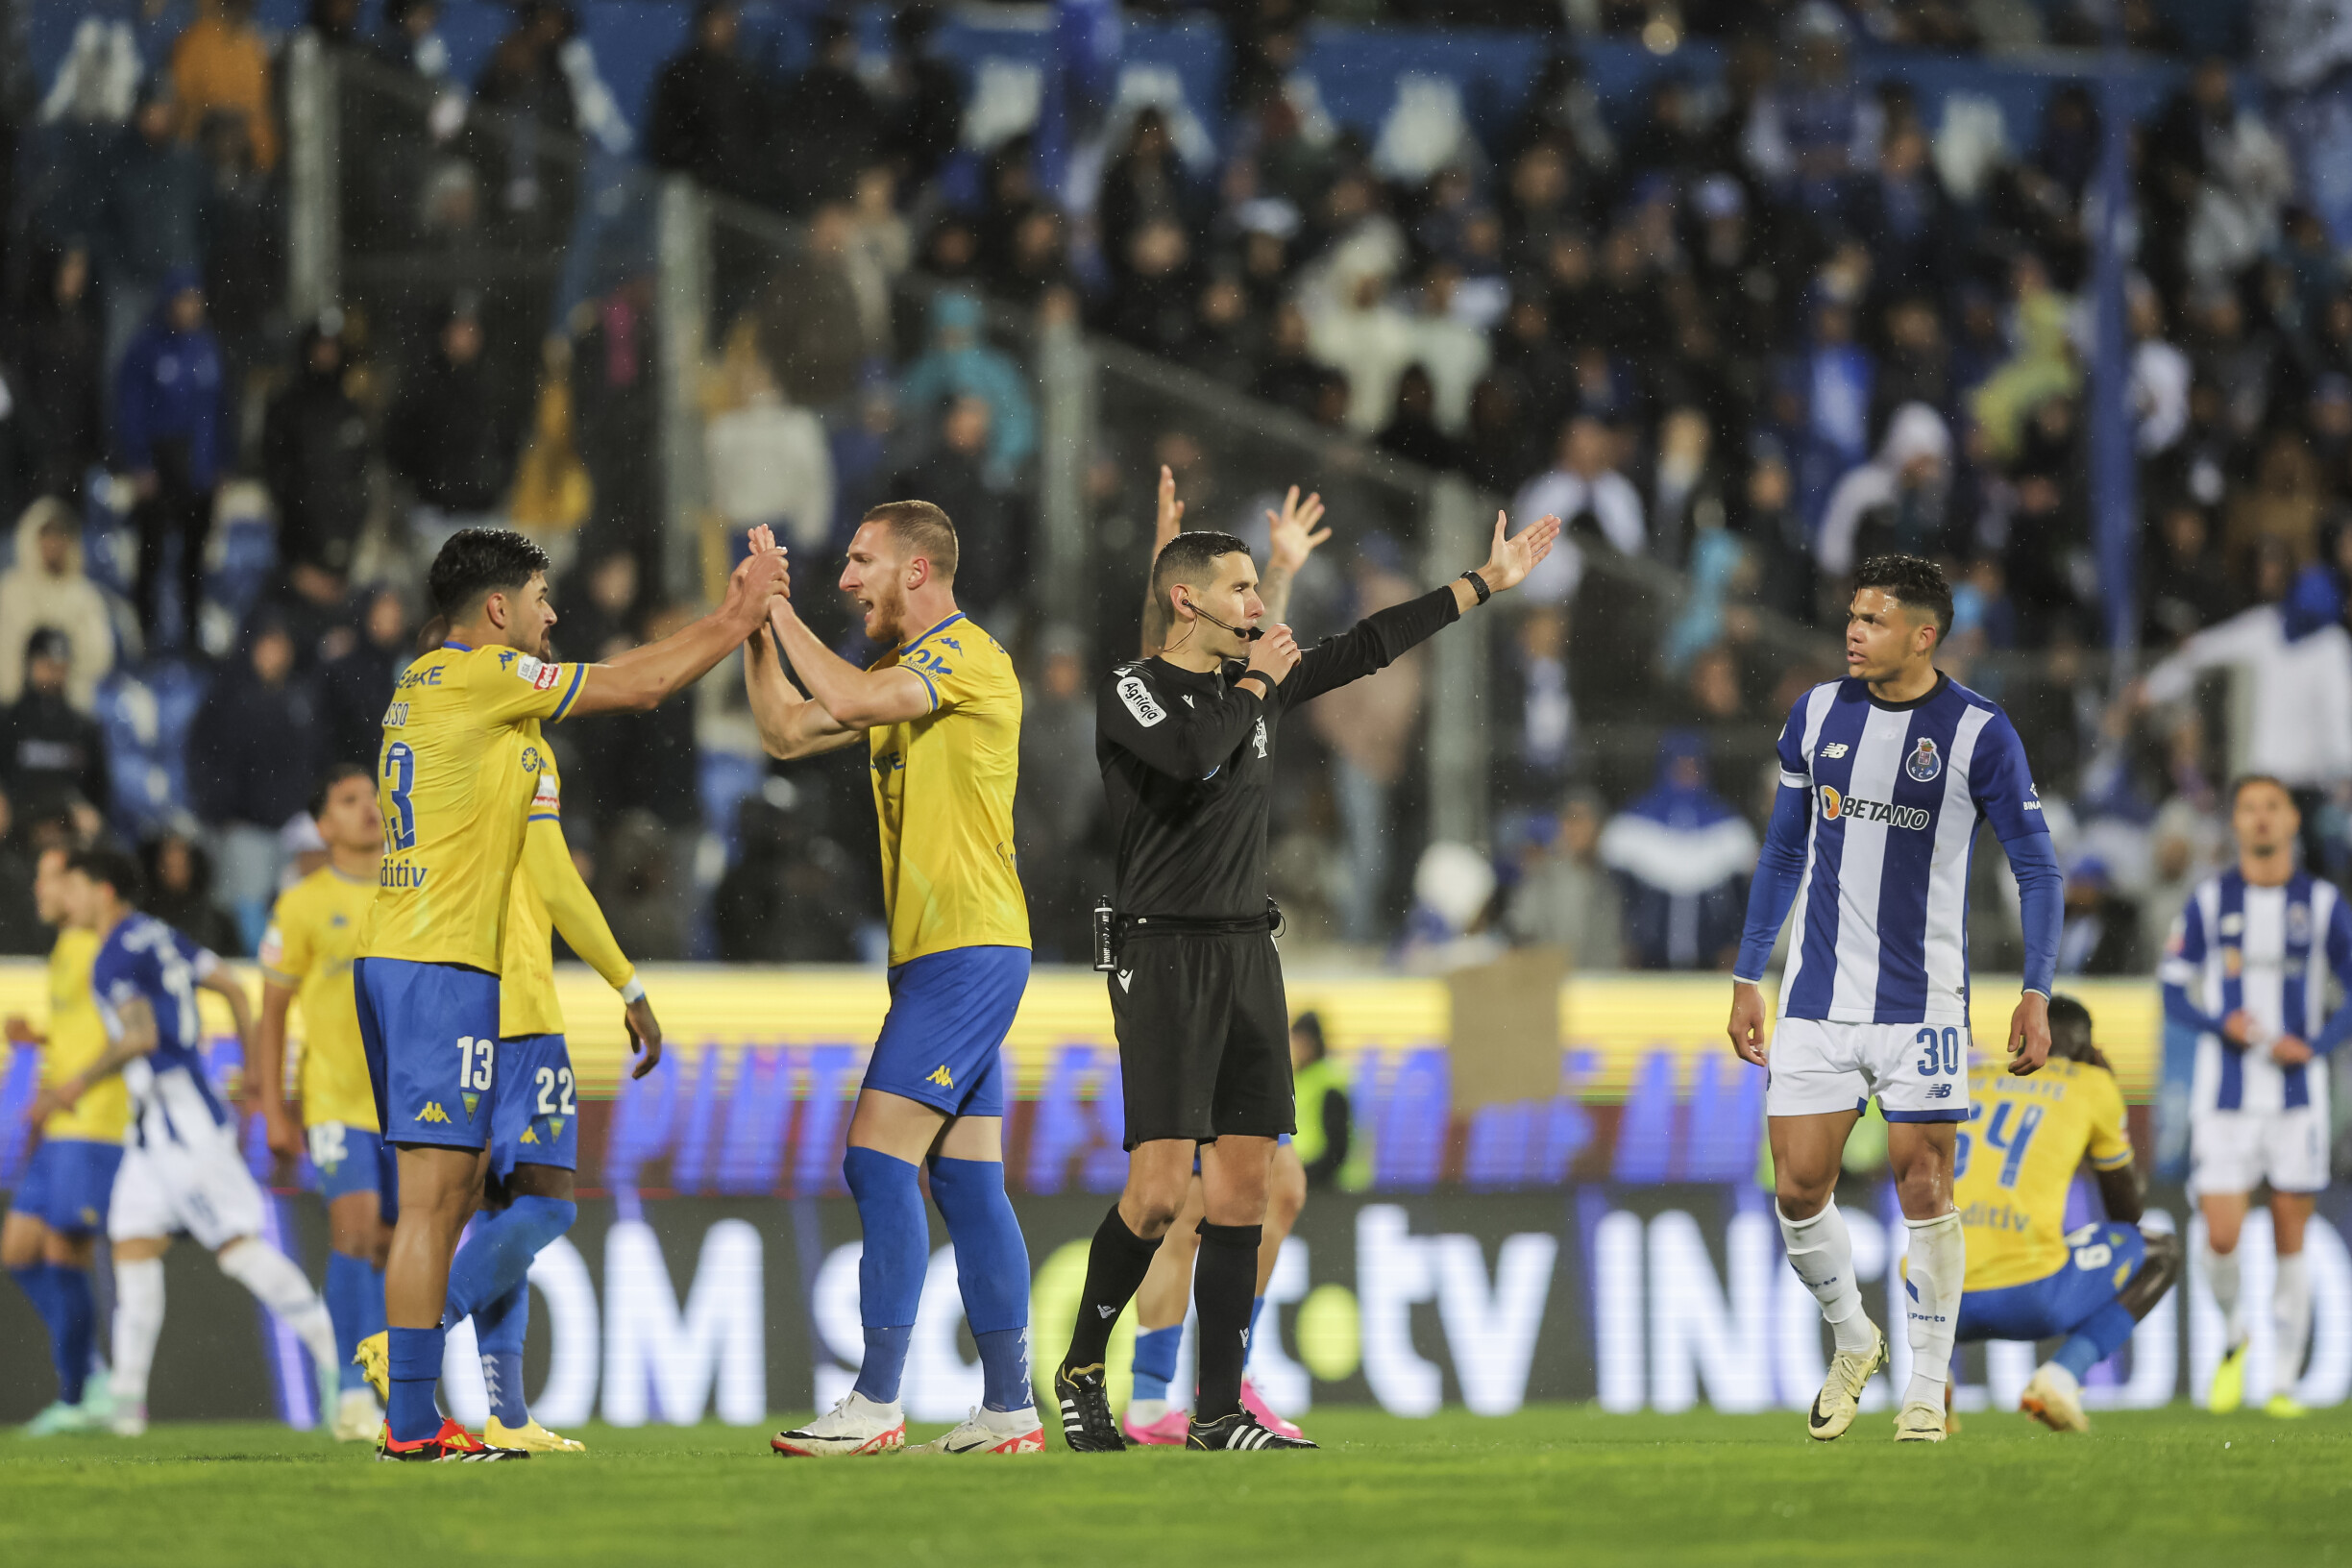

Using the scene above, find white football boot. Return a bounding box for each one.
[913,1405,1047,1455]
[770,1391,906,1457]
[1805,1321,1887,1441]
[331,1388,384,1443]
[2019,1364,2089,1433]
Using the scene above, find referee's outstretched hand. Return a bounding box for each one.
[1476,511,1563,594]
[1248,624,1301,685]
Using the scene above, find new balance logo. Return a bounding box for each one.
[416,1102,452,1124]
[1820,743,1850,758]
[1116,969,1134,992]
[1926,1083,1952,1099]
[926,1066,954,1089]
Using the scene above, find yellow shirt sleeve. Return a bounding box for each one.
[2086,1068,2133,1170]
[258,887,311,989]
[466,649,589,725]
[520,815,634,991]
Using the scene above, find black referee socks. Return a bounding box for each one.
[1065,1206,1164,1369]
[1192,1221,1263,1424]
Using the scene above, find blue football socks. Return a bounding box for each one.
[386,1325,446,1442]
[445,1195,575,1328]
[845,1146,926,1405]
[325,1252,382,1393]
[929,1156,1033,1411]
[51,1265,94,1406]
[2053,1302,2139,1382]
[474,1281,530,1426]
[12,1262,84,1404]
[1131,1323,1182,1405]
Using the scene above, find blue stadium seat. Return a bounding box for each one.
[0,1045,38,1186]
[790,1046,860,1197]
[1463,1101,1538,1190]
[604,1048,681,1195]
[715,1046,793,1195]
[1611,1049,1678,1185]
[1678,1051,1764,1184]
[666,1045,725,1194]
[1079,1052,1127,1192]
[1374,1049,1449,1190]
[1023,1043,1096,1195]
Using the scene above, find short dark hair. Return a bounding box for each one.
[310,761,373,821]
[1150,530,1252,604]
[2230,773,2295,808]
[862,500,959,583]
[67,845,143,908]
[2046,993,2095,1063]
[1291,1011,1326,1062]
[427,528,551,620]
[1854,553,1953,644]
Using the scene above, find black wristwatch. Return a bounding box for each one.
[1459,570,1492,604]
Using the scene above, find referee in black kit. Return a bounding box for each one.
[1053,486,1560,1452]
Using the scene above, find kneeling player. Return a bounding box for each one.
[31,848,343,1435]
[1953,995,2182,1433]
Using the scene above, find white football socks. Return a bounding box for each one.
[218,1238,341,1384]
[1900,1212,1964,1409]
[1777,1200,1876,1357]
[2275,1251,2312,1391]
[112,1256,165,1408]
[2201,1236,2244,1344]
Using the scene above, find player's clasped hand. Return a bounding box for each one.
[1726,981,1770,1069]
[2007,991,2051,1076]
[1248,624,1302,684]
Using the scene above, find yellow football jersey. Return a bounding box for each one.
[361,641,587,972]
[259,864,379,1130]
[1957,1056,2134,1290]
[867,611,1030,966]
[500,728,566,1040]
[40,928,126,1142]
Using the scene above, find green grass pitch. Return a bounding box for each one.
[5,1405,2349,1567]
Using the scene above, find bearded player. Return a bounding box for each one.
[746,504,1040,1457]
[1728,555,2061,1443]
[356,527,786,1460]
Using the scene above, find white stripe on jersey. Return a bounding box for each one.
[1826,704,1912,1017]
[1777,684,1841,995]
[1923,707,1994,1006]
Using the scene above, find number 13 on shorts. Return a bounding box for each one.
[457,1035,495,1091]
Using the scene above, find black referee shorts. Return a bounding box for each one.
[1108,930,1295,1149]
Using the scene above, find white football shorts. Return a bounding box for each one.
[2190,1106,2330,1198]
[1765,1017,1971,1122]
[109,1119,267,1250]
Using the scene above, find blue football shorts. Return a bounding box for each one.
[863,945,1031,1120]
[1956,1222,2147,1343]
[10,1138,123,1236]
[490,1033,578,1179]
[306,1120,396,1214]
[354,957,501,1151]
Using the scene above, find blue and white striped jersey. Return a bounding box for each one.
[91,913,229,1139]
[2160,870,2352,1115]
[1736,674,2060,1025]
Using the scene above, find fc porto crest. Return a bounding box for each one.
[1904,737,1943,783]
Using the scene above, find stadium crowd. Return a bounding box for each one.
[0,0,2347,981]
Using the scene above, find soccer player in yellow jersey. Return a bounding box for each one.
[3,845,128,1433]
[429,661,658,1455]
[745,502,1041,1457]
[251,763,390,1440]
[357,526,785,1461]
[1952,995,2183,1433]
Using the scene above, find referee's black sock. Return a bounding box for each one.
[1064,1206,1163,1370]
[1191,1221,1263,1424]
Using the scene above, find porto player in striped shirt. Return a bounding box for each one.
[1727,555,2062,1443]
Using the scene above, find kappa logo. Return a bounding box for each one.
[1819,743,1850,759]
[1115,968,1134,992]
[926,1065,954,1089]
[1117,675,1166,727]
[1905,737,1942,783]
[416,1102,452,1124]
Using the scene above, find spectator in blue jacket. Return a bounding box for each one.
[895,289,1037,488]
[114,270,226,653]
[1599,731,1759,971]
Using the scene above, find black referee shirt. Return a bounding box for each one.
[1097,585,1461,921]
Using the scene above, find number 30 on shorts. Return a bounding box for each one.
[456,1036,495,1091]
[1914,1025,1962,1077]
